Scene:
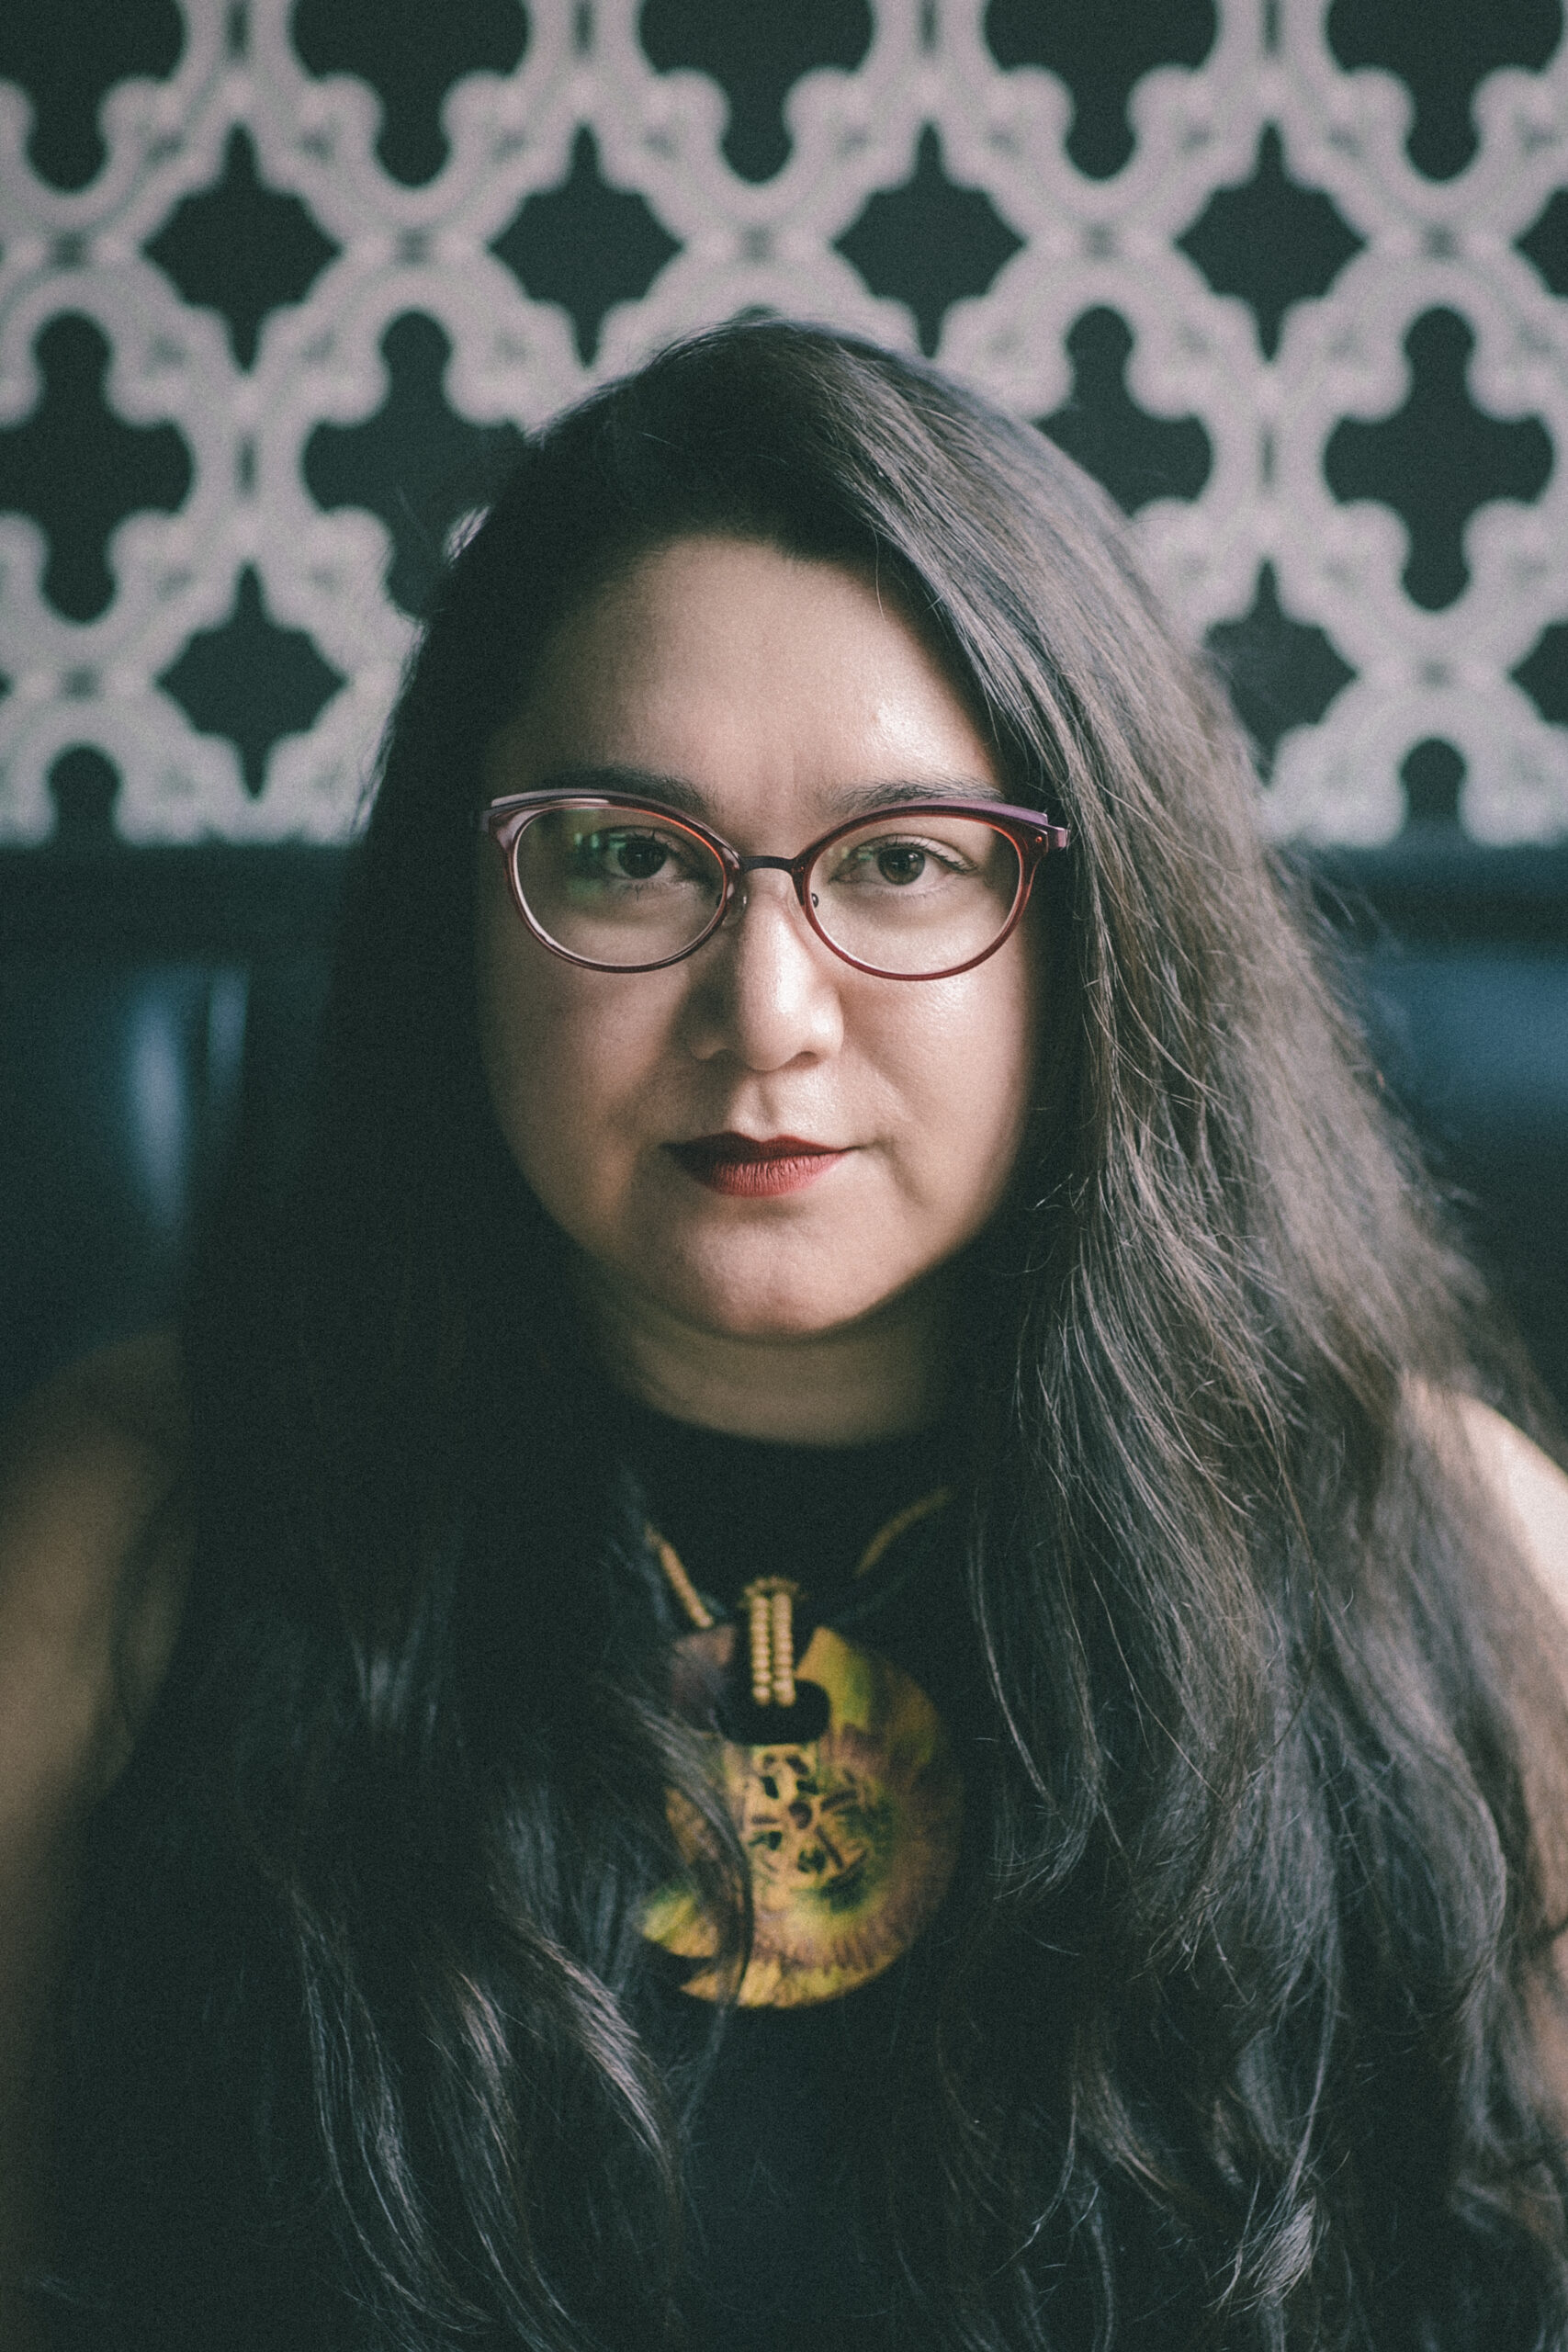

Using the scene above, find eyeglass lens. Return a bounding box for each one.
[512,801,1024,976]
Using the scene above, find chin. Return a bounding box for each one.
[686,1297,863,1343]
[661,1254,919,1345]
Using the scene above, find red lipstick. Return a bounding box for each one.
[667,1133,849,1197]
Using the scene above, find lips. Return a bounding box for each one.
[667,1132,849,1198]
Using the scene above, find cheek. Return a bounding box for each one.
[890,935,1041,1221]
[475,897,670,1216]
[476,899,589,1201]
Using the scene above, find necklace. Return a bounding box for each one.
[641,1487,964,2008]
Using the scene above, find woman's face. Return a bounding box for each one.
[477,537,1042,1349]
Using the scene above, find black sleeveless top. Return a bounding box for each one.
[50,1396,984,2352]
[607,1394,984,2352]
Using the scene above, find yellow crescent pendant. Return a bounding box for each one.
[643,1623,963,2007]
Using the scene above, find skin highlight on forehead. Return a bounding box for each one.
[485,535,1006,843]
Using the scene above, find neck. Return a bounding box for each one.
[575,1264,954,1445]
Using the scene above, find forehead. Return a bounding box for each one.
[484,536,1003,833]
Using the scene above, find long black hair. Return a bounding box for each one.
[52,318,1568,2349]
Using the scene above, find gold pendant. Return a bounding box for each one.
[643,1623,963,2008]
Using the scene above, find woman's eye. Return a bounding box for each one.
[605,832,670,880]
[575,829,690,882]
[836,836,964,887]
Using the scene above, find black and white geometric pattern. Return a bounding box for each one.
[2,0,1566,847]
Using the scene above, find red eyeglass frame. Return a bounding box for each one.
[479,789,1071,980]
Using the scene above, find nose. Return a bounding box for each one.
[680,869,844,1070]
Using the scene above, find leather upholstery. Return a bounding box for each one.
[1359,944,1568,1409]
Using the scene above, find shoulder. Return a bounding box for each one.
[0,1330,192,1822]
[1419,1392,1568,2109]
[0,1336,190,2344]
[1412,1384,1568,1625]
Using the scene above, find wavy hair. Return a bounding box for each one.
[53,319,1568,2349]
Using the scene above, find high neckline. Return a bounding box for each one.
[605,1388,953,1608]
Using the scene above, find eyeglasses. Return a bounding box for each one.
[479,791,1070,980]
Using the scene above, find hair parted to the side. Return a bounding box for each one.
[51,317,1568,2350]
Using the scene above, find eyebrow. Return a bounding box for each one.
[518,764,1006,820]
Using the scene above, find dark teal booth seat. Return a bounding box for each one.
[1304,839,1568,1414]
[3,839,1568,1419]
[1,847,343,1409]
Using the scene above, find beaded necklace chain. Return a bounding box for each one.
[647,1484,955,1704]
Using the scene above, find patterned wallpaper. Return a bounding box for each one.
[2,0,1567,849]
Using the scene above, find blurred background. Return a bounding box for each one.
[2,0,1567,1412]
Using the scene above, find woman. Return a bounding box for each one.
[6,316,1568,2350]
